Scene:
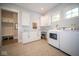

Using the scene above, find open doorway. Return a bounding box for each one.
[1,9,18,46]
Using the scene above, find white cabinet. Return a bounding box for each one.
[30,30,40,41]
[40,15,51,26]
[22,31,29,43]
[29,31,36,41]
[22,30,40,44]
[21,11,31,43]
[21,11,41,44]
[22,26,30,43]
[60,31,79,56]
[22,11,30,26]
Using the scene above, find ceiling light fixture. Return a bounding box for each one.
[41,8,44,10]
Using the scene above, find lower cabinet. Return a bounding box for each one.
[22,30,40,44]
[22,32,29,43]
[30,31,40,41]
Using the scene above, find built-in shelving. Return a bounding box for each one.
[1,9,18,40]
[2,18,15,24]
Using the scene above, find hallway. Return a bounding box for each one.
[1,39,68,56]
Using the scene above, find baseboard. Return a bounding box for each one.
[23,39,41,45]
[48,43,71,56]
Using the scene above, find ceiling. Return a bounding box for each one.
[15,3,58,14]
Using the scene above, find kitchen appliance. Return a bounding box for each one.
[41,32,47,39]
[49,33,57,40]
[60,31,79,56]
[47,30,60,49]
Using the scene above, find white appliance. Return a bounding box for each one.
[47,30,79,56]
[60,31,79,56]
[47,30,60,49]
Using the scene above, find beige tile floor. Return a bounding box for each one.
[0,39,68,56]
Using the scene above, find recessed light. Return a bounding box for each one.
[41,8,44,10]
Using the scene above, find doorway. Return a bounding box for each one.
[1,9,18,46]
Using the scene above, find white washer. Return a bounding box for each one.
[47,30,60,49]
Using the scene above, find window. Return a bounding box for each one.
[66,8,78,18]
[52,14,60,22]
[66,10,72,18]
[72,8,78,17]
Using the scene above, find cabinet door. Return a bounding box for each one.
[29,31,40,42]
[41,16,47,26]
[22,26,29,43]
[33,31,37,40]
[41,15,51,26]
[22,32,29,43]
[22,11,30,26]
[29,31,36,41]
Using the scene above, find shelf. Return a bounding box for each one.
[1,9,18,40]
[2,20,15,24]
[2,17,15,23]
[1,34,13,37]
[2,21,15,24]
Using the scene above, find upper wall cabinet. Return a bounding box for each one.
[40,15,51,26]
[52,14,60,23]
[22,11,30,26]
